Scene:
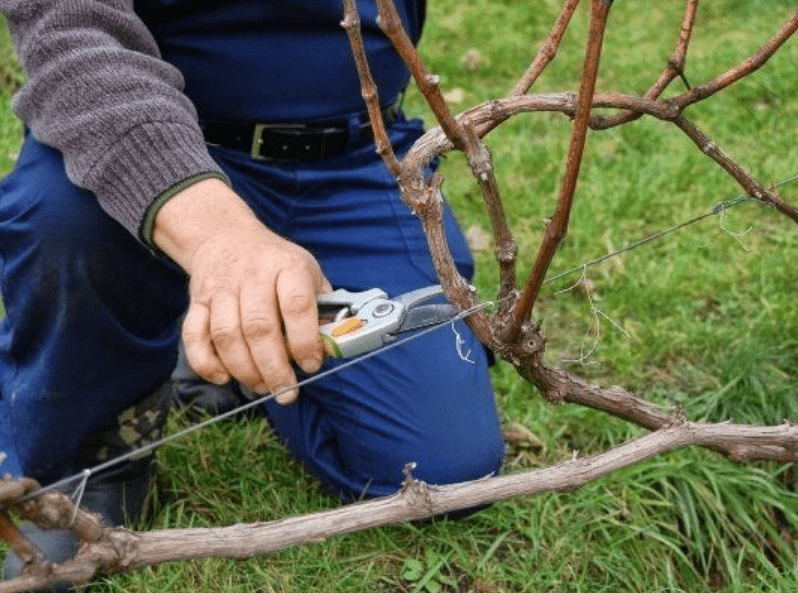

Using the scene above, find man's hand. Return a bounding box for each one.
[152,178,331,404]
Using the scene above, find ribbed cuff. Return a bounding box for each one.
[84,121,229,239]
[138,171,229,248]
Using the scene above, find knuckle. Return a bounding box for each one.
[280,248,317,274]
[209,323,240,347]
[188,273,221,301]
[241,315,279,340]
[281,291,316,317]
[185,349,222,382]
[181,325,203,344]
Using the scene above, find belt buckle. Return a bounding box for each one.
[250,123,267,161]
[250,123,307,161]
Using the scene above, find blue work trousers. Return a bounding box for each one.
[0,115,504,498]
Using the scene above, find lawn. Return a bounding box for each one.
[2,1,798,591]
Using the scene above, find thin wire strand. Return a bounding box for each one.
[543,174,798,286]
[67,469,90,526]
[13,175,798,504]
[17,301,496,504]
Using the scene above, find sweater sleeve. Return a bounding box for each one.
[0,0,228,240]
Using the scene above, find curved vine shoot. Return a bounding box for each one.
[345,0,798,442]
[1,2,797,591]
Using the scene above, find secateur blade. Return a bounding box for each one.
[392,285,459,334]
[394,303,459,334]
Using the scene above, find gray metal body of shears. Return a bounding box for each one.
[317,285,458,358]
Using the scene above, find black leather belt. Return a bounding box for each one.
[201,104,399,161]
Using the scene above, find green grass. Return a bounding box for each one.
[3,1,798,591]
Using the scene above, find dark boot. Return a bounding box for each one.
[171,341,258,421]
[2,383,169,590]
[2,523,79,593]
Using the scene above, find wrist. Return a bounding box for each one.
[139,172,229,248]
[152,177,261,272]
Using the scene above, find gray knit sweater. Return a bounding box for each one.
[1,0,227,245]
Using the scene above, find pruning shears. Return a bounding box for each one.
[318,285,459,358]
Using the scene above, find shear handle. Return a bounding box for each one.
[317,288,388,320]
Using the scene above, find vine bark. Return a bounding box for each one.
[2,1,797,590]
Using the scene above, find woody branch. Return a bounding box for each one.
[508,0,612,339]
[372,0,798,337]
[3,419,798,592]
[591,0,699,130]
[4,2,798,590]
[343,1,798,450]
[375,0,519,309]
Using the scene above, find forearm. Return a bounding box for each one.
[3,0,329,399]
[1,0,226,237]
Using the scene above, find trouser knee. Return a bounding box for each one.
[265,326,505,501]
[0,135,187,481]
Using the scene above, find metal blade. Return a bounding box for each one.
[393,285,445,309]
[394,303,459,334]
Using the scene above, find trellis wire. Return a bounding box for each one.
[15,301,495,506]
[544,174,798,287]
[11,174,797,507]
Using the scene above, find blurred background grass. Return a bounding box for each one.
[2,1,798,591]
